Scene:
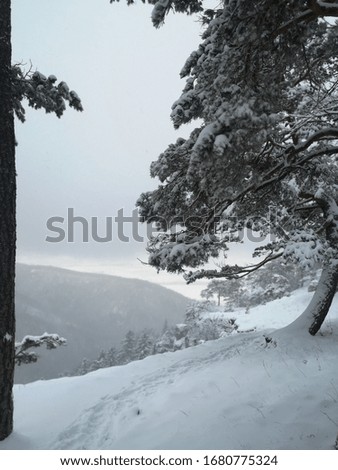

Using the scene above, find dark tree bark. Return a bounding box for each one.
[285,192,338,335]
[307,192,338,335]
[308,262,338,335]
[284,262,338,335]
[0,0,16,441]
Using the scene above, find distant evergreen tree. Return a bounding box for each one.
[136,331,154,360]
[118,330,137,365]
[76,358,91,376]
[201,280,226,306]
[201,279,242,308]
[105,346,118,367]
[161,319,169,334]
[74,347,118,376]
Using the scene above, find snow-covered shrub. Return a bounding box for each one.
[183,301,238,346]
[153,302,238,354]
[153,328,176,354]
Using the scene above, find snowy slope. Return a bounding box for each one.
[15,264,188,383]
[1,287,338,450]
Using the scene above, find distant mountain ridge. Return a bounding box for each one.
[15,264,189,383]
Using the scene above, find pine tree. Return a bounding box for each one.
[201,279,242,308]
[0,1,82,440]
[118,330,137,365]
[74,346,119,376]
[76,358,91,376]
[105,346,118,367]
[126,0,338,336]
[136,330,154,360]
[161,319,169,334]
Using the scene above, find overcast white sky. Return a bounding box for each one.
[12,0,251,298]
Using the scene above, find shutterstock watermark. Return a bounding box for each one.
[45,208,276,244]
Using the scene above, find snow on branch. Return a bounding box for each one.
[11,66,83,122]
[283,230,327,269]
[109,0,203,28]
[212,142,338,221]
[184,252,283,283]
[15,333,67,366]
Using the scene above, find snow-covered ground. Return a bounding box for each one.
[1,286,338,450]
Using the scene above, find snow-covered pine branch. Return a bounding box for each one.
[11,66,83,122]
[15,333,67,366]
[109,0,203,28]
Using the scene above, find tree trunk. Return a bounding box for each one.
[286,262,338,335]
[285,192,338,336]
[0,0,17,441]
[308,262,338,335]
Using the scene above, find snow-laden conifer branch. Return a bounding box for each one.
[15,333,67,366]
[109,0,203,27]
[11,66,83,122]
[184,252,283,283]
[209,143,338,223]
